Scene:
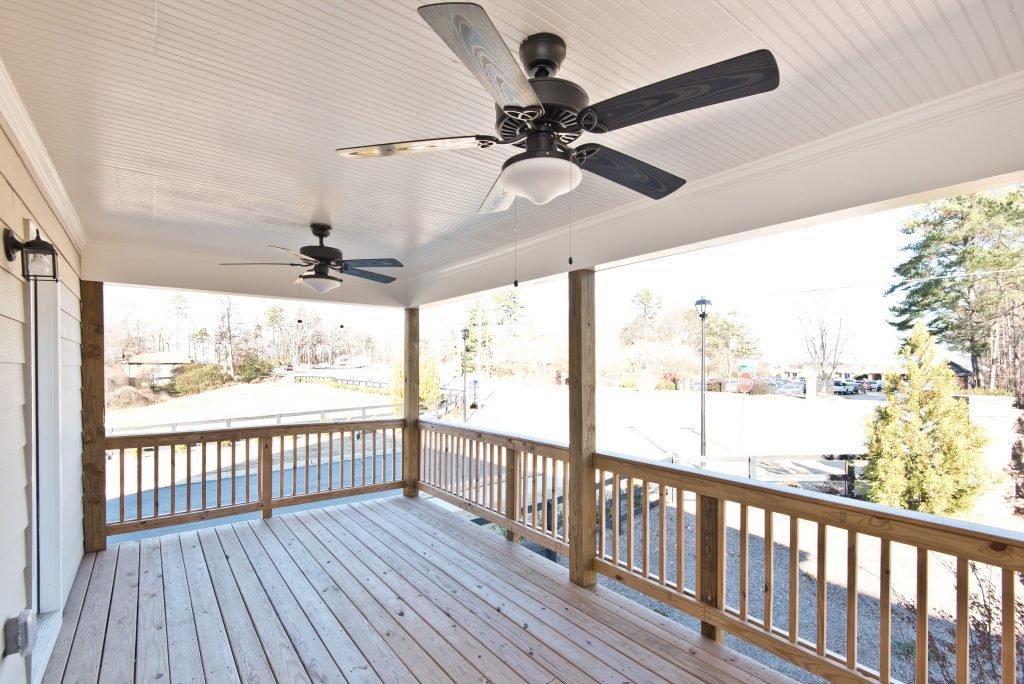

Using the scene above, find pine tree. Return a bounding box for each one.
[864,323,990,515]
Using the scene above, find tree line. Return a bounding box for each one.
[108,297,393,378]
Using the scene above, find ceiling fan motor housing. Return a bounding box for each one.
[495,77,589,144]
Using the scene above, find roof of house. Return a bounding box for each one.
[947,361,972,376]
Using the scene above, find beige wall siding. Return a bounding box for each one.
[0,118,82,684]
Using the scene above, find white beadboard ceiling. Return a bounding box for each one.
[1,0,1023,306]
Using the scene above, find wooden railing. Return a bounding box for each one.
[103,419,404,534]
[417,420,570,553]
[593,450,1024,684]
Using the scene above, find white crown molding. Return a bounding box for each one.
[407,69,1024,305]
[0,57,87,250]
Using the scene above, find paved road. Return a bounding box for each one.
[109,450,400,524]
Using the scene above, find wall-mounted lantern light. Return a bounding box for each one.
[4,226,59,282]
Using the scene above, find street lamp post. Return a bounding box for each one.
[461,327,470,422]
[694,297,711,468]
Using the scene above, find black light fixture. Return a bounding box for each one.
[4,227,59,282]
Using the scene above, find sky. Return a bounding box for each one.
[105,204,918,367]
[421,206,917,367]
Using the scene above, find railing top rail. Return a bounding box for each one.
[418,418,569,456]
[105,417,405,448]
[595,450,1024,570]
[107,403,403,435]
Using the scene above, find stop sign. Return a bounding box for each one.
[738,371,754,393]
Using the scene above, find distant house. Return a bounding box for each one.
[947,360,973,389]
[124,351,193,386]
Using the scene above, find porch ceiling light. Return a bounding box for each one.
[4,227,59,282]
[499,150,582,206]
[301,275,341,294]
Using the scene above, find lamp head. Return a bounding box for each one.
[4,226,59,282]
[694,296,711,318]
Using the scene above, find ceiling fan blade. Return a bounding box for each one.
[218,262,305,266]
[342,267,397,284]
[341,258,404,268]
[336,135,497,159]
[418,3,541,113]
[269,245,315,262]
[477,173,515,214]
[580,49,779,133]
[575,144,685,199]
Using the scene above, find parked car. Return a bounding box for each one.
[833,380,857,395]
[868,379,883,391]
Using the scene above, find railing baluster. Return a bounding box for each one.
[879,539,891,684]
[231,439,237,504]
[484,439,489,504]
[532,452,539,529]
[677,486,684,590]
[956,557,968,684]
[817,523,827,655]
[216,440,222,507]
[328,431,335,490]
[119,449,125,523]
[658,483,666,584]
[1002,569,1016,684]
[764,510,773,632]
[740,503,748,618]
[316,433,323,493]
[350,431,357,490]
[789,516,799,643]
[136,448,143,520]
[304,433,310,494]
[916,548,929,684]
[613,474,621,567]
[201,441,208,510]
[278,435,284,498]
[521,449,528,527]
[504,447,519,543]
[642,480,650,578]
[847,530,858,669]
[170,443,176,514]
[541,456,548,536]
[372,429,377,485]
[154,443,160,517]
[627,477,635,572]
[550,459,557,537]
[471,438,478,504]
[245,438,251,503]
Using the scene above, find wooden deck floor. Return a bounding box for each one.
[44,496,794,683]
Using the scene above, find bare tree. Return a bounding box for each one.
[800,310,847,380]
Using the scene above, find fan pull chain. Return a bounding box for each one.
[513,198,520,287]
[568,157,574,266]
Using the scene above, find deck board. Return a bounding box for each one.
[45,496,796,683]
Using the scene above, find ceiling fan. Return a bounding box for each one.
[336,3,779,212]
[219,223,403,294]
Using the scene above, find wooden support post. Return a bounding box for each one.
[504,449,520,542]
[259,433,273,518]
[403,308,420,497]
[698,493,725,641]
[81,280,106,552]
[568,269,596,587]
